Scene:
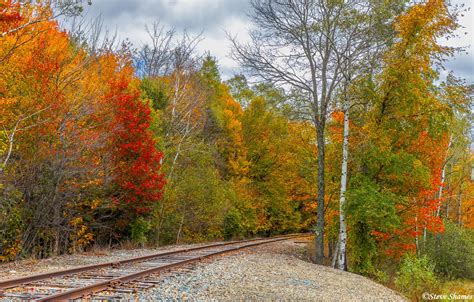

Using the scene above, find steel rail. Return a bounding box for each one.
[37,234,307,301]
[0,233,305,290]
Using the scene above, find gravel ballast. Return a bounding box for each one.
[0,239,407,301]
[0,242,216,281]
[136,239,406,301]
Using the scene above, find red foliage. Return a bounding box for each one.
[108,77,165,214]
[0,1,22,23]
[382,131,448,257]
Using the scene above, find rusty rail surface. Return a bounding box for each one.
[0,234,311,301]
[0,237,269,289]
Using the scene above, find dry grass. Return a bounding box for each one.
[441,279,474,296]
[305,237,336,266]
[82,245,111,257]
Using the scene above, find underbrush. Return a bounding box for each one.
[385,222,473,301]
[307,221,474,301]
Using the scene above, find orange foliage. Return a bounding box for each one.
[0,1,165,257]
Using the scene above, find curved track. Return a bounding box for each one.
[0,234,309,301]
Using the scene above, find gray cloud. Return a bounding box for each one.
[86,0,251,35]
[79,0,252,78]
[80,0,472,81]
[445,54,474,83]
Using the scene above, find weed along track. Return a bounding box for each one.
[0,234,310,301]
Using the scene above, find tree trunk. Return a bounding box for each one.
[155,202,166,246]
[415,215,419,256]
[435,163,447,217]
[436,135,452,217]
[54,231,60,256]
[176,214,185,245]
[337,103,349,271]
[423,225,427,249]
[445,164,453,219]
[457,186,463,226]
[0,119,19,174]
[315,123,326,264]
[331,239,339,268]
[328,237,333,260]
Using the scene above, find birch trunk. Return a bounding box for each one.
[436,135,452,217]
[435,163,447,217]
[332,239,340,268]
[423,226,427,247]
[337,102,349,271]
[457,186,463,226]
[176,214,185,245]
[415,215,419,256]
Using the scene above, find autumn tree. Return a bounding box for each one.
[108,74,165,221]
[342,0,466,274]
[0,1,165,259]
[330,0,405,270]
[231,0,407,264]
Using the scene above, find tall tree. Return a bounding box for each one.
[343,0,464,272]
[231,0,404,264]
[330,0,399,270]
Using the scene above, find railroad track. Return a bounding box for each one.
[0,234,310,301]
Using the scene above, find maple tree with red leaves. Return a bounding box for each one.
[108,77,165,216]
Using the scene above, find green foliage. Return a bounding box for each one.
[395,255,439,301]
[200,58,228,131]
[372,269,390,285]
[252,83,286,110]
[423,221,474,280]
[346,174,401,232]
[267,196,301,234]
[157,142,235,244]
[228,188,262,236]
[130,217,151,246]
[241,97,305,234]
[223,208,244,240]
[346,174,400,275]
[226,74,254,108]
[140,77,169,110]
[199,55,222,93]
[226,75,289,115]
[0,186,25,261]
[348,221,378,276]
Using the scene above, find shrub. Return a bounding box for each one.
[422,220,474,280]
[0,188,24,262]
[130,217,151,246]
[395,255,439,301]
[224,208,243,240]
[345,175,400,276]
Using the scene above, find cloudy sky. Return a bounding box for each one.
[78,0,473,81]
